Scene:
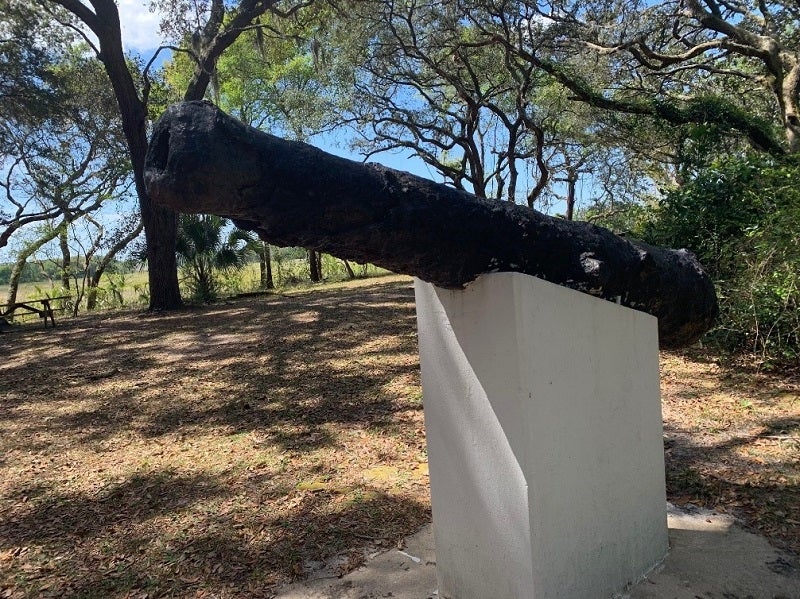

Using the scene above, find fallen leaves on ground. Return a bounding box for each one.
[0,277,428,598]
[661,349,800,553]
[0,276,797,597]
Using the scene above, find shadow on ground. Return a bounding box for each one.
[661,350,800,554]
[0,280,421,448]
[0,278,430,598]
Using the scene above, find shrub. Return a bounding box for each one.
[645,154,800,364]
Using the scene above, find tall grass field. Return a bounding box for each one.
[1,260,393,322]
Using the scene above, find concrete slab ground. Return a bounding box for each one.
[274,503,799,599]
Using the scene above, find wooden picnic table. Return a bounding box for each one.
[0,296,71,328]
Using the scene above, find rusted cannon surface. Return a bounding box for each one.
[145,101,717,348]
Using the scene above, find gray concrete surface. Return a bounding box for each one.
[274,503,799,599]
[629,504,799,599]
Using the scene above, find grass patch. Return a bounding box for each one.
[0,261,394,325]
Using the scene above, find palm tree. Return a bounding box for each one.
[175,214,252,302]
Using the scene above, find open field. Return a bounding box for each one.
[0,271,151,320]
[1,276,798,598]
[0,262,393,322]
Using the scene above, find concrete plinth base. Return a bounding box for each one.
[414,273,668,599]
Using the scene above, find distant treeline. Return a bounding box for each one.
[0,259,136,286]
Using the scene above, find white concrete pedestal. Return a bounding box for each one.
[414,273,668,599]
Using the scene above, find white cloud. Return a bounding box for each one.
[117,0,164,54]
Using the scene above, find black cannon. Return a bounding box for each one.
[145,101,717,348]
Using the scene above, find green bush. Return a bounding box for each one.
[176,215,252,303]
[645,154,800,364]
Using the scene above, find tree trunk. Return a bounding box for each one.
[87,221,143,310]
[49,0,183,311]
[343,260,356,280]
[59,228,71,293]
[86,282,97,311]
[145,101,719,348]
[308,249,322,282]
[259,241,274,289]
[51,0,284,310]
[4,226,63,313]
[93,2,181,310]
[565,176,576,221]
[5,254,30,312]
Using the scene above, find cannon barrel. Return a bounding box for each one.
[145,101,717,348]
